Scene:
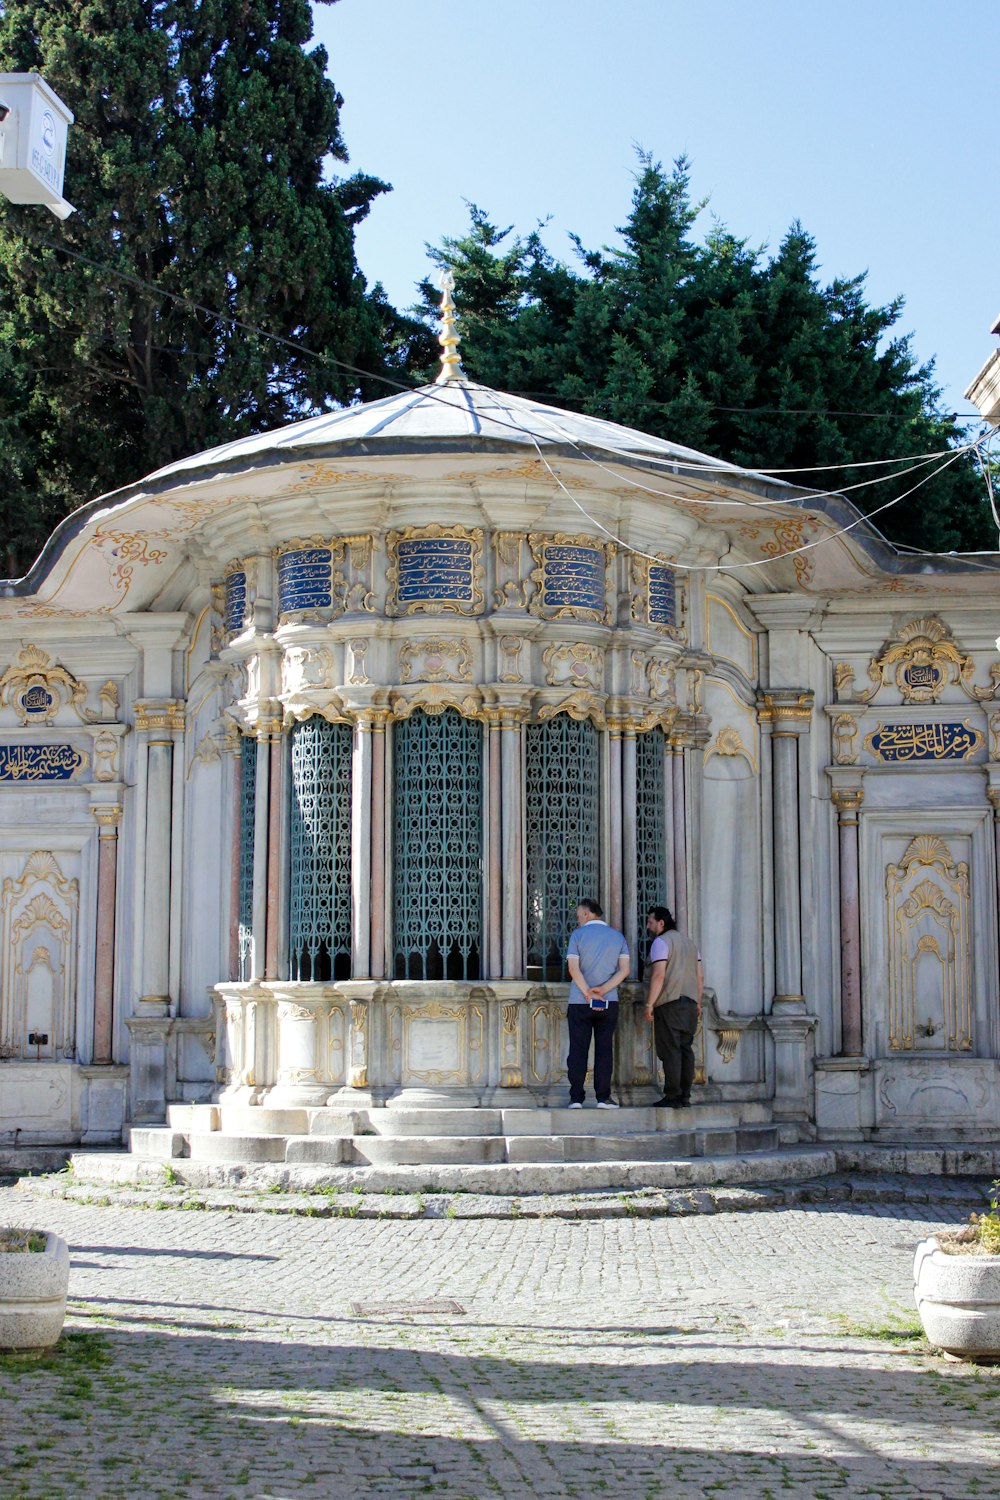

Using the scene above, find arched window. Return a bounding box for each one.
[635,725,668,973]
[525,714,600,981]
[288,717,353,982]
[392,708,483,981]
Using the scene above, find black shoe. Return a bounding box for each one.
[655,1096,690,1108]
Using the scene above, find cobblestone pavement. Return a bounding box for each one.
[1,1181,998,1499]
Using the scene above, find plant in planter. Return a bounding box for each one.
[0,1228,70,1351]
[913,1181,1000,1364]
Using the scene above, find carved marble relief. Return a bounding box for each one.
[347,639,370,685]
[832,713,860,765]
[647,659,677,702]
[498,635,525,684]
[281,647,336,696]
[0,852,79,1061]
[493,531,528,609]
[399,638,473,684]
[541,643,604,690]
[885,836,971,1053]
[386,526,485,617]
[0,645,115,726]
[867,617,998,704]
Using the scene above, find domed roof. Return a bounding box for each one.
[142,375,745,487]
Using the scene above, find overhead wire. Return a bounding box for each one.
[9,223,986,486]
[489,385,981,573]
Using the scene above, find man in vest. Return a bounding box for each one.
[565,898,630,1109]
[644,905,703,1109]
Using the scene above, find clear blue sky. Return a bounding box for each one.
[314,0,999,418]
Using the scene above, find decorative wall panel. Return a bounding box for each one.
[864,721,984,763]
[0,745,87,782]
[0,852,78,1061]
[886,835,972,1052]
[525,714,600,980]
[276,546,334,614]
[288,718,353,982]
[386,527,484,616]
[392,709,483,980]
[224,568,248,636]
[530,534,612,622]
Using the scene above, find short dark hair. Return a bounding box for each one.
[578,897,603,918]
[647,905,676,931]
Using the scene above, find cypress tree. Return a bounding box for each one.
[0,0,403,576]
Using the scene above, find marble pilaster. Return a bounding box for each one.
[351,714,374,978]
[369,713,389,980]
[829,779,864,1056]
[758,692,813,1014]
[90,803,122,1065]
[621,722,638,974]
[607,720,624,934]
[500,710,524,977]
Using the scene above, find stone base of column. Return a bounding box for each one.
[124,1017,172,1124]
[814,1056,873,1140]
[765,1011,818,1130]
[78,1065,129,1144]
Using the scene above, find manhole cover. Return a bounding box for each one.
[351,1298,465,1317]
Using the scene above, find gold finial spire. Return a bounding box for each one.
[435,269,465,384]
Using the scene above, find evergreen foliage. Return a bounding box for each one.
[0,0,411,577]
[415,155,991,555]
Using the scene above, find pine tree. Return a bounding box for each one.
[416,156,991,554]
[0,0,405,576]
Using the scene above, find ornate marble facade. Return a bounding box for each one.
[1,312,999,1144]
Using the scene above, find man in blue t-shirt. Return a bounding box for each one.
[564,899,630,1109]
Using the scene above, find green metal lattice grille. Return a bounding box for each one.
[238,736,256,981]
[525,715,600,981]
[289,717,353,982]
[392,709,483,981]
[635,726,668,973]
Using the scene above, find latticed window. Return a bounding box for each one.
[635,726,668,974]
[392,709,483,981]
[288,717,353,982]
[238,736,256,981]
[525,715,600,981]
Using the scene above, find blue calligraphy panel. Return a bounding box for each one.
[0,745,85,782]
[866,722,982,763]
[397,538,474,606]
[224,571,248,635]
[648,564,677,626]
[276,548,333,613]
[543,544,605,613]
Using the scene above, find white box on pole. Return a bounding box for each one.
[0,73,75,218]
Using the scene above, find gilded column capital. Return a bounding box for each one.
[134,699,186,734]
[91,804,123,829]
[757,690,814,733]
[987,786,1000,816]
[831,786,864,824]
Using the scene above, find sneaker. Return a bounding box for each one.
[568,1101,584,1110]
[596,1099,620,1110]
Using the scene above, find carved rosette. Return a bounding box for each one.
[399,638,474,684]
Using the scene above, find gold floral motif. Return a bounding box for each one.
[498,636,525,684]
[886,835,971,1053]
[832,714,860,765]
[92,527,171,596]
[541,643,604,690]
[866,616,995,704]
[738,516,815,586]
[0,645,90,724]
[536,691,607,729]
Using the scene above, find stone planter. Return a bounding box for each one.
[914,1234,1000,1363]
[0,1231,70,1350]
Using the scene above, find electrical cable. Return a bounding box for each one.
[9,223,986,486]
[489,386,979,573]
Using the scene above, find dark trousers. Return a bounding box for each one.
[653,997,699,1104]
[566,1002,619,1103]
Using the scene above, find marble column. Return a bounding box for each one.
[500,710,524,977]
[607,720,624,934]
[487,712,503,978]
[136,701,183,1011]
[831,785,864,1055]
[351,714,373,978]
[369,712,388,980]
[91,805,122,1065]
[622,722,638,974]
[670,736,688,931]
[759,692,813,1011]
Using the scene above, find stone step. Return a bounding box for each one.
[355,1108,503,1137]
[186,1132,289,1164]
[128,1127,186,1159]
[348,1135,508,1166]
[505,1126,780,1163]
[65,1145,842,1196]
[499,1103,770,1135]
